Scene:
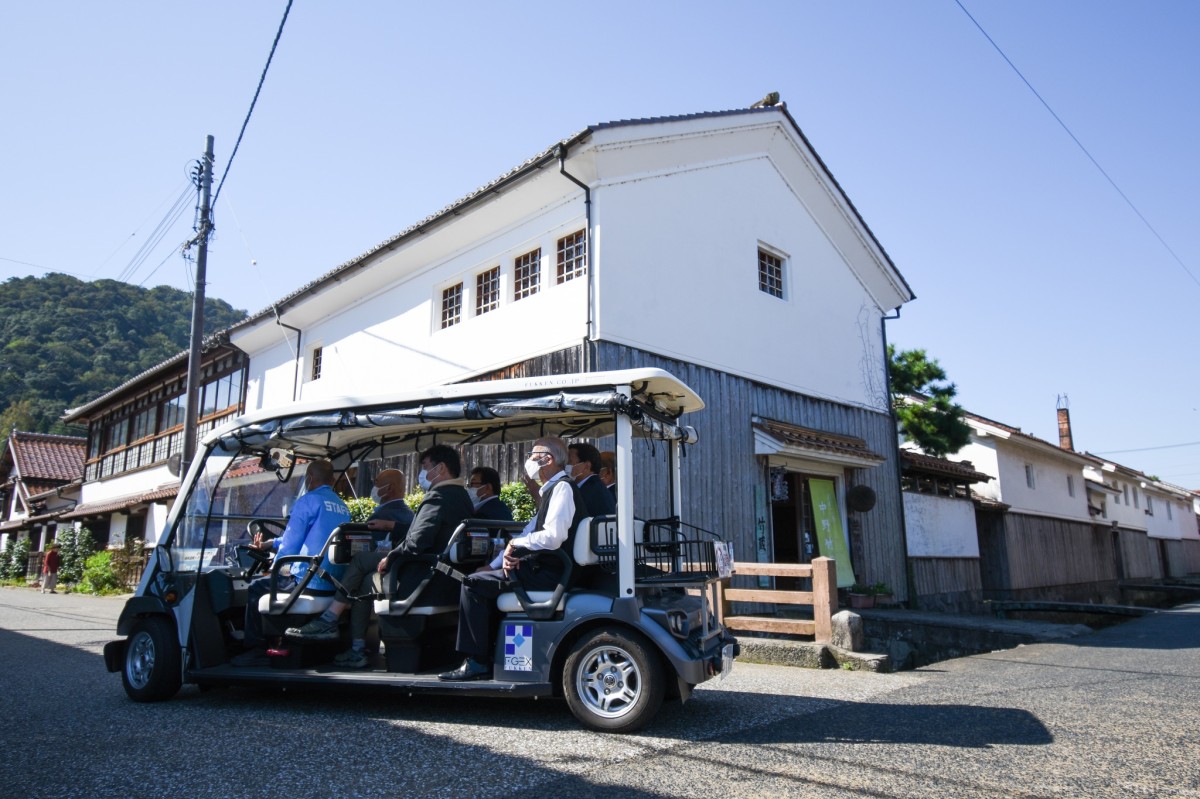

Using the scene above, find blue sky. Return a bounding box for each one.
[2,1,1197,485]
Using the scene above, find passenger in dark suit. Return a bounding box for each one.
[375,445,474,605]
[467,466,514,533]
[599,450,618,504]
[440,437,584,681]
[569,442,616,516]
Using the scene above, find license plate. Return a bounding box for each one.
[717,643,735,681]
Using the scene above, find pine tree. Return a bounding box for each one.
[888,346,971,458]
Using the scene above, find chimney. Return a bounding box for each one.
[1056,394,1073,450]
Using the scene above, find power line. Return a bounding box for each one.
[1094,440,1200,456]
[115,184,194,283]
[94,178,192,278]
[955,0,1200,291]
[211,0,294,211]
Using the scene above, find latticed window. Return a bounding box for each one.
[556,230,586,284]
[514,248,541,301]
[441,282,463,328]
[311,346,323,380]
[476,266,500,315]
[758,248,784,298]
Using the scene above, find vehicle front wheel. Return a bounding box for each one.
[121,616,182,702]
[563,627,664,733]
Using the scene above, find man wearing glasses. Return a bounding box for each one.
[440,436,585,681]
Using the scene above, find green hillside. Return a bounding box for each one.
[0,274,247,435]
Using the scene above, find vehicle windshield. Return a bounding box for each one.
[168,451,308,573]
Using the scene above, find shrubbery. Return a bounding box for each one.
[57,526,95,584]
[499,481,535,522]
[0,536,31,579]
[78,550,122,594]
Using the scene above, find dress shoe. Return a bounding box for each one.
[438,657,491,681]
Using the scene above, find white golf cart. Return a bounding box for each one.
[103,368,737,733]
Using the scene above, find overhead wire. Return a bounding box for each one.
[211,0,294,213]
[115,183,194,283]
[95,178,191,279]
[955,0,1200,291]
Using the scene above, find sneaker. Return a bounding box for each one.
[334,649,369,669]
[285,617,339,640]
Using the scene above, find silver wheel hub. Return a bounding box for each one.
[576,644,641,719]
[127,631,155,690]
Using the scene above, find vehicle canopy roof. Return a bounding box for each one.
[205,368,704,463]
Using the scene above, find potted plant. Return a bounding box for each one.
[847,583,875,609]
[870,582,894,606]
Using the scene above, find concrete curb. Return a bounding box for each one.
[736,637,892,672]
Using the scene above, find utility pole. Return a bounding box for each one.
[181,135,214,476]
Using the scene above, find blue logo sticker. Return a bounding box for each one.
[503,623,533,672]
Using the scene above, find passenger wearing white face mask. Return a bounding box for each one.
[290,448,472,669]
[286,469,414,666]
[467,466,514,535]
[441,436,586,681]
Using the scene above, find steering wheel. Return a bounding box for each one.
[237,518,287,577]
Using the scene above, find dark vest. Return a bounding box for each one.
[518,476,587,578]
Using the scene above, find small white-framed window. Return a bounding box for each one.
[475,266,500,316]
[1025,463,1036,490]
[440,282,463,329]
[1167,502,1173,521]
[1122,485,1129,505]
[757,246,785,299]
[310,345,323,381]
[1066,474,1074,498]
[556,230,586,284]
[1132,485,1139,509]
[1145,496,1153,516]
[514,248,541,301]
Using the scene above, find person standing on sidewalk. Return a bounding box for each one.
[41,543,61,594]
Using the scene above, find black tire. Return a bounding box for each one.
[121,616,182,702]
[563,626,665,733]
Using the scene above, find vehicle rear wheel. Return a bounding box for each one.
[563,626,664,733]
[122,616,182,702]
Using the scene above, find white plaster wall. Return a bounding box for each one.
[244,336,299,411]
[992,444,1090,521]
[593,156,889,411]
[80,465,174,504]
[238,198,590,407]
[145,502,170,547]
[955,439,1001,501]
[1104,476,1150,532]
[903,492,980,557]
[1144,490,1199,541]
[108,513,128,548]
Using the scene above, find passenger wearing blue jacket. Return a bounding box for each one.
[232,459,350,666]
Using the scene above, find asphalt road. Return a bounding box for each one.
[1,587,1197,799]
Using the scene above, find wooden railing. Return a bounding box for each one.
[716,556,837,644]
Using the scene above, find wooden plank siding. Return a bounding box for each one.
[1162,539,1187,578]
[593,342,907,605]
[978,510,1131,600]
[1118,528,1163,580]
[1182,539,1200,576]
[910,557,983,613]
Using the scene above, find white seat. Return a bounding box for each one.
[258,592,336,616]
[495,516,636,614]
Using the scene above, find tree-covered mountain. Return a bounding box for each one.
[0,274,247,435]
